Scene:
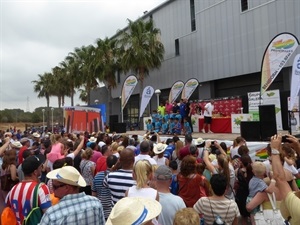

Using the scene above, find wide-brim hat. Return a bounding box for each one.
[106,197,162,225]
[20,138,29,144]
[11,141,22,148]
[153,143,167,154]
[194,137,204,146]
[32,132,40,138]
[88,137,97,142]
[280,191,300,220]
[47,166,86,187]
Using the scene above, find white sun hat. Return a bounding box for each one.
[106,197,162,225]
[153,143,167,155]
[11,141,22,148]
[88,136,97,143]
[32,132,41,138]
[47,166,86,187]
[194,137,204,146]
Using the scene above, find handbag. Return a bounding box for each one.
[22,183,43,225]
[1,207,17,225]
[0,168,19,191]
[254,192,285,225]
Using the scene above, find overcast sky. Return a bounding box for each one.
[0,0,166,112]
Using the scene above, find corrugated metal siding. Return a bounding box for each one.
[111,0,300,98]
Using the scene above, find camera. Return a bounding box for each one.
[150,131,155,135]
[211,141,215,145]
[282,135,293,143]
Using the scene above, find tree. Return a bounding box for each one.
[118,19,165,124]
[32,73,54,127]
[94,37,119,116]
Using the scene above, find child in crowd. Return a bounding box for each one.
[247,162,276,224]
[169,160,179,195]
[151,110,158,128]
[160,118,168,135]
[168,118,175,135]
[157,110,163,122]
[164,138,175,160]
[146,119,153,133]
[154,117,162,133]
[175,110,182,124]
[183,117,192,135]
[173,118,182,135]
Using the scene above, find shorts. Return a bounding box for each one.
[204,116,212,124]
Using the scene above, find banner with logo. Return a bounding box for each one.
[288,97,300,133]
[168,80,184,104]
[121,75,138,109]
[139,86,154,118]
[248,89,283,130]
[260,32,299,95]
[181,78,199,100]
[289,54,300,111]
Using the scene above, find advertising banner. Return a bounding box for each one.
[181,78,199,100]
[231,114,253,134]
[121,75,138,110]
[248,89,283,130]
[289,54,300,111]
[64,106,101,133]
[139,86,154,118]
[288,97,300,134]
[260,33,299,95]
[168,80,184,104]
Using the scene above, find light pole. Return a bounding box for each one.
[155,89,161,109]
[119,96,123,123]
[51,108,54,133]
[42,109,45,133]
[94,99,99,104]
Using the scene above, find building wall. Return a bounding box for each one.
[98,0,300,124]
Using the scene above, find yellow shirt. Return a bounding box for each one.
[280,191,300,225]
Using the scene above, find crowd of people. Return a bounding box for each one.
[0,128,300,225]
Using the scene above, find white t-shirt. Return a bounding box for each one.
[135,154,157,165]
[204,102,214,117]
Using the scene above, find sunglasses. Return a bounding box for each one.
[53,183,66,190]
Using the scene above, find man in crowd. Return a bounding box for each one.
[39,166,105,225]
[155,165,186,224]
[135,141,157,165]
[103,148,135,203]
[202,99,214,133]
[179,134,193,160]
[5,155,51,224]
[95,145,112,174]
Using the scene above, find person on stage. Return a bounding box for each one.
[201,100,214,133]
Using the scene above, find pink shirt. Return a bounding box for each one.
[91,150,102,164]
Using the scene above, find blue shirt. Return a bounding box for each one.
[175,114,182,122]
[146,123,153,131]
[184,121,192,134]
[169,122,175,133]
[155,121,162,130]
[174,123,181,134]
[161,123,168,134]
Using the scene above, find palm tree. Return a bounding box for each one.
[52,66,70,108]
[71,45,99,105]
[94,37,119,115]
[32,72,54,127]
[118,18,165,125]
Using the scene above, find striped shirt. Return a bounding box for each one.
[5,181,51,225]
[193,197,240,224]
[103,169,135,204]
[92,170,113,219]
[39,192,105,225]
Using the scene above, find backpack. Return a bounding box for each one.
[22,183,43,225]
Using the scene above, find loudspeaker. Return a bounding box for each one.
[109,115,119,123]
[259,105,277,141]
[110,123,127,133]
[240,121,261,141]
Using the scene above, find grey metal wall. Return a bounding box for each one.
[111,0,300,99]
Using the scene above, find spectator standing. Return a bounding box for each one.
[39,166,105,225]
[79,148,95,195]
[135,141,157,165]
[158,102,166,116]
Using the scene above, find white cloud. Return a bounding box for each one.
[0,0,166,111]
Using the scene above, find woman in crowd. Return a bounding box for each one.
[177,155,207,207]
[230,136,246,159]
[80,147,95,195]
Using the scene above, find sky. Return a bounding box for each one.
[0,0,166,112]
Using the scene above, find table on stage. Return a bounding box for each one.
[198,117,232,133]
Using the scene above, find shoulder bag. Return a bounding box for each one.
[0,166,19,191]
[254,192,286,225]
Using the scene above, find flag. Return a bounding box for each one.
[121,75,138,109]
[181,78,199,100]
[289,54,300,111]
[260,32,299,95]
[168,80,184,103]
[139,86,154,117]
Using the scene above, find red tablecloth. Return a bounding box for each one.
[198,117,232,133]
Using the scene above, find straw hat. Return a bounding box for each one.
[11,141,22,148]
[32,132,40,138]
[47,166,86,187]
[194,137,204,146]
[153,143,167,155]
[106,197,162,225]
[88,137,97,143]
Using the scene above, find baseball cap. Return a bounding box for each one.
[155,165,172,181]
[22,155,45,175]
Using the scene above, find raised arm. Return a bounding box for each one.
[203,142,216,174]
[0,137,11,156]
